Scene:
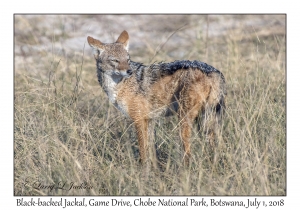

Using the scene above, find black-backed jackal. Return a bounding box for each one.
[87,30,226,165]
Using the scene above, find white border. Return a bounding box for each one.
[3,0,298,209]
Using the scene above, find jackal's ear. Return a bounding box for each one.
[87,36,104,48]
[116,30,129,51]
[87,36,105,56]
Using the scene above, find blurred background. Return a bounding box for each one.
[15,15,285,70]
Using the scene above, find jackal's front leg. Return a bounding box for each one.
[134,119,149,164]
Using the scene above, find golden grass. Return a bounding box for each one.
[14,14,285,196]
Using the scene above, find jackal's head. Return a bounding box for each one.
[87,30,132,77]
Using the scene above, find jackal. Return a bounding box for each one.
[87,30,226,164]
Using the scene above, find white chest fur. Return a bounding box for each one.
[103,74,129,116]
[103,74,121,104]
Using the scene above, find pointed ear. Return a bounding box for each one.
[87,36,104,48]
[116,30,129,51]
[87,36,105,56]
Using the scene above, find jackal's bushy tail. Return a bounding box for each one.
[214,73,226,124]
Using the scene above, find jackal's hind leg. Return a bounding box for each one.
[203,106,218,148]
[180,120,192,164]
[179,103,203,165]
[201,101,225,163]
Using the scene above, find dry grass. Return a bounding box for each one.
[14,14,285,196]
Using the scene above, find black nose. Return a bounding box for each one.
[127,69,132,75]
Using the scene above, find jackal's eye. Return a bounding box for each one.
[110,58,119,63]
